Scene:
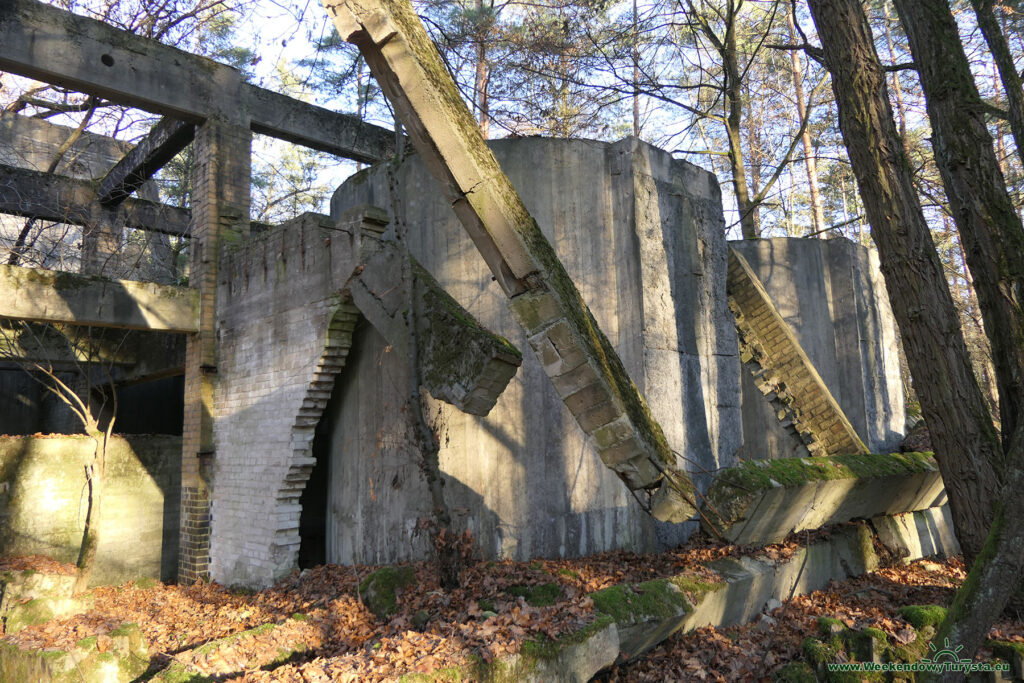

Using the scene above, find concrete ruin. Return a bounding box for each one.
[0,0,928,594]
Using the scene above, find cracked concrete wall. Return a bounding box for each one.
[329,136,741,561]
[730,238,905,459]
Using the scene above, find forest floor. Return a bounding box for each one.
[2,531,1023,681]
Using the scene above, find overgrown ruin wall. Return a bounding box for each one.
[0,434,181,585]
[328,136,742,562]
[730,238,905,460]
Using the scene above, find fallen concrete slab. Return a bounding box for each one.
[404,509,959,681]
[701,452,946,545]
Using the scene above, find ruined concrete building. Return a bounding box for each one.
[0,0,926,592]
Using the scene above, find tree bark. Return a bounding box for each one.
[893,0,1024,455]
[723,14,758,240]
[474,0,490,140]
[971,0,1024,172]
[73,428,106,595]
[805,0,1003,568]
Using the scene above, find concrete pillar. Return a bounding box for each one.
[178,118,251,583]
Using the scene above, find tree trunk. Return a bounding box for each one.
[805,0,1003,569]
[893,0,1024,455]
[722,10,757,239]
[787,9,825,236]
[73,430,106,595]
[474,0,490,140]
[971,0,1024,171]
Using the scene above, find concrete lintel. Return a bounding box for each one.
[0,265,198,333]
[0,0,396,162]
[99,117,195,207]
[0,163,191,236]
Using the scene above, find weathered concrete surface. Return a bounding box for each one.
[0,435,182,585]
[701,452,946,545]
[324,0,701,520]
[0,163,191,237]
[727,248,868,456]
[98,117,195,206]
[873,504,960,562]
[0,113,137,181]
[209,209,521,586]
[683,523,879,632]
[330,137,740,563]
[730,238,905,459]
[0,621,148,683]
[0,265,198,332]
[0,0,396,162]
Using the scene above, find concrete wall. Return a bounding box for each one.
[328,136,742,562]
[730,238,904,459]
[0,434,181,585]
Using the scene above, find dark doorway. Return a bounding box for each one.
[298,393,334,569]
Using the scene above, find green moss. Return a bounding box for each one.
[359,566,416,619]
[192,623,276,656]
[988,639,1024,657]
[291,613,310,622]
[773,661,817,682]
[817,616,846,638]
[110,622,140,638]
[477,598,496,613]
[76,635,98,650]
[556,568,581,580]
[802,637,839,665]
[591,578,689,624]
[899,604,947,630]
[154,662,212,683]
[132,577,160,590]
[707,452,940,525]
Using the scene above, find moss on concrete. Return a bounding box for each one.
[899,604,947,630]
[359,565,416,619]
[705,452,939,526]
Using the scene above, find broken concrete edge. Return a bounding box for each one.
[0,622,148,683]
[412,258,522,416]
[401,512,959,681]
[702,451,940,530]
[150,615,315,682]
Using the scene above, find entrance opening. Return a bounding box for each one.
[298,399,333,569]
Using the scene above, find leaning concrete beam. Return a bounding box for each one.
[323,0,697,522]
[0,265,198,332]
[98,117,195,206]
[0,163,191,236]
[701,452,946,545]
[0,0,396,163]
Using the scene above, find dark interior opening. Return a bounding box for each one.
[298,395,333,570]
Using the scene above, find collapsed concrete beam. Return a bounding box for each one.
[0,265,198,333]
[323,0,697,522]
[727,248,869,455]
[0,0,396,163]
[345,217,523,416]
[98,117,195,207]
[701,452,946,545]
[0,163,191,236]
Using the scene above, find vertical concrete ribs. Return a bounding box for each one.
[726,248,868,456]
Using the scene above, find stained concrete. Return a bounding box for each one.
[329,136,741,562]
[0,435,181,585]
[730,238,905,459]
